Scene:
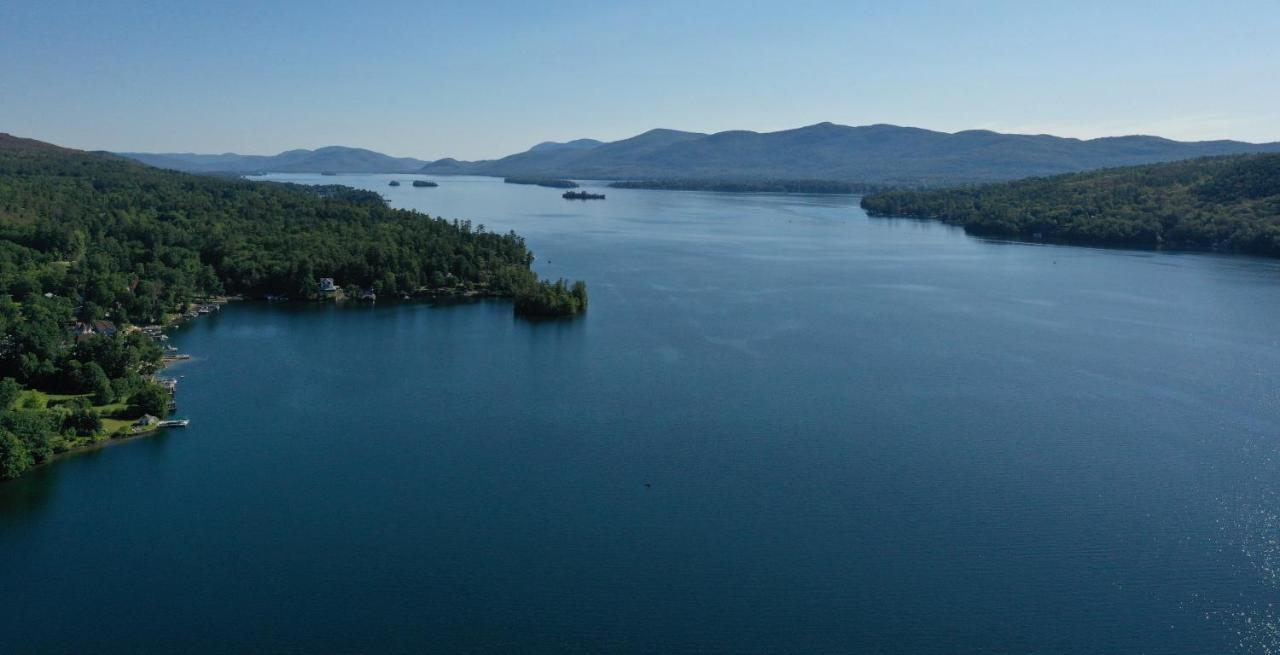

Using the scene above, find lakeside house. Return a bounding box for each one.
[69,319,118,342]
[135,414,160,427]
[318,278,338,294]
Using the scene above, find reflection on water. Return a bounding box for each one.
[2,175,1280,654]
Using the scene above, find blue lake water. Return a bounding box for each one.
[3,175,1280,653]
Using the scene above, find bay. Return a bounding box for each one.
[3,175,1280,653]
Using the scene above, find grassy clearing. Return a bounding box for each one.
[12,388,144,438]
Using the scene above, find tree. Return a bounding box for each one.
[79,362,115,404]
[0,377,21,410]
[130,383,170,419]
[62,398,102,437]
[0,430,32,480]
[0,410,56,464]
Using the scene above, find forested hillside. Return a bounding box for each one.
[860,154,1280,255]
[118,145,430,174]
[0,134,582,478]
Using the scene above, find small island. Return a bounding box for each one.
[514,279,588,318]
[388,180,400,186]
[563,190,605,200]
[504,176,578,189]
[412,179,438,187]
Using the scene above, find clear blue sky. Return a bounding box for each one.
[2,0,1277,159]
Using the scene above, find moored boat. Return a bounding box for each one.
[563,190,605,200]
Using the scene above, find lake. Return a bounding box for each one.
[3,175,1280,654]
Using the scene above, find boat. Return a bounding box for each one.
[563,191,605,200]
[412,180,437,188]
[320,171,337,176]
[158,419,189,428]
[389,180,400,186]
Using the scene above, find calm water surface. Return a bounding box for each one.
[3,175,1280,653]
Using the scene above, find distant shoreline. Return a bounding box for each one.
[606,179,887,195]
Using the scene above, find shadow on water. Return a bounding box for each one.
[0,470,57,518]
[0,430,176,520]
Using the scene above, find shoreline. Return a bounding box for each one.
[1,302,219,480]
[3,286,578,482]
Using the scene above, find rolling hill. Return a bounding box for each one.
[860,153,1280,255]
[118,146,430,174]
[420,123,1280,186]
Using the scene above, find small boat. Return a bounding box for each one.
[158,419,190,428]
[563,190,605,200]
[389,180,400,186]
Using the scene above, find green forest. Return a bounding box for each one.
[860,154,1280,254]
[514,279,589,317]
[0,136,584,478]
[504,177,579,189]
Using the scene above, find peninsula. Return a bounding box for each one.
[860,153,1280,256]
[504,176,579,189]
[0,133,586,480]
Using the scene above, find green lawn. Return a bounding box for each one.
[12,389,144,437]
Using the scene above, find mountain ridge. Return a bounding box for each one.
[118,145,431,174]
[419,123,1280,185]
[116,123,1280,184]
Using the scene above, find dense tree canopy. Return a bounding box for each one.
[0,135,587,478]
[860,154,1280,255]
[514,279,588,318]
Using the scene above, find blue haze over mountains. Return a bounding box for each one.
[120,122,1280,185]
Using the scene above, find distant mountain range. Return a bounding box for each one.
[422,123,1280,185]
[118,123,1280,185]
[117,146,430,174]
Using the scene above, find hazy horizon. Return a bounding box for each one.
[102,120,1280,161]
[3,1,1278,159]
